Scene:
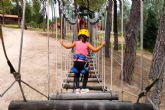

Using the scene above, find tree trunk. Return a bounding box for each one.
[113,0,118,50]
[74,0,77,15]
[148,1,165,108]
[89,23,93,45]
[15,0,21,27]
[118,0,122,13]
[2,0,5,25]
[105,0,112,58]
[57,0,65,39]
[62,16,65,39]
[123,0,140,83]
[43,0,46,31]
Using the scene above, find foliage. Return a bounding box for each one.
[31,0,43,24]
[76,0,105,12]
[143,8,158,52]
[142,0,164,52]
[0,0,12,14]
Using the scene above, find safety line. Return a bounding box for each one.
[110,0,114,91]
[0,80,16,97]
[46,0,50,99]
[140,0,144,91]
[120,0,124,101]
[17,0,27,102]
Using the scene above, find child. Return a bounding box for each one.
[60,29,105,93]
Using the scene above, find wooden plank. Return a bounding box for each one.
[63,78,102,83]
[50,92,118,100]
[67,73,100,78]
[9,100,154,110]
[62,83,104,91]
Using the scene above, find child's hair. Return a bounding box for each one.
[78,35,88,43]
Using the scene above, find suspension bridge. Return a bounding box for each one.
[0,0,162,110]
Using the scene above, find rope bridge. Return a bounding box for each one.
[0,0,156,110]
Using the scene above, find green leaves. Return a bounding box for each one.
[0,0,12,14]
[76,0,105,12]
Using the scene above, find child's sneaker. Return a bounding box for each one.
[81,88,89,94]
[75,89,80,94]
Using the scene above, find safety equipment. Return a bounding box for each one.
[71,54,89,75]
[78,29,90,37]
[71,66,89,75]
[73,54,87,61]
[81,66,89,75]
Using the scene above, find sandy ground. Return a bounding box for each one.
[0,27,164,110]
[0,27,70,110]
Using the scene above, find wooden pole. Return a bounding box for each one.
[62,83,105,91]
[50,92,118,100]
[64,78,102,83]
[9,100,154,110]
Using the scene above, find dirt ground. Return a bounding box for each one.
[0,27,164,110]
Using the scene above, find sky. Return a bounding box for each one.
[48,3,59,19]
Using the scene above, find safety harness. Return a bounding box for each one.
[71,54,89,75]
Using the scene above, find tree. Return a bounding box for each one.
[123,0,140,83]
[105,0,112,57]
[113,0,118,50]
[2,0,5,25]
[76,0,104,12]
[143,8,158,52]
[148,1,165,108]
[0,0,12,25]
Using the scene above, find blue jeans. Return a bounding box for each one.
[73,61,89,89]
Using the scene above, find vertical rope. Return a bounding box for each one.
[97,23,100,76]
[64,20,67,72]
[140,0,144,91]
[55,4,58,93]
[60,9,63,93]
[17,0,27,102]
[103,11,107,91]
[121,0,124,101]
[110,0,114,91]
[46,0,50,99]
[18,0,26,73]
[96,24,98,73]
